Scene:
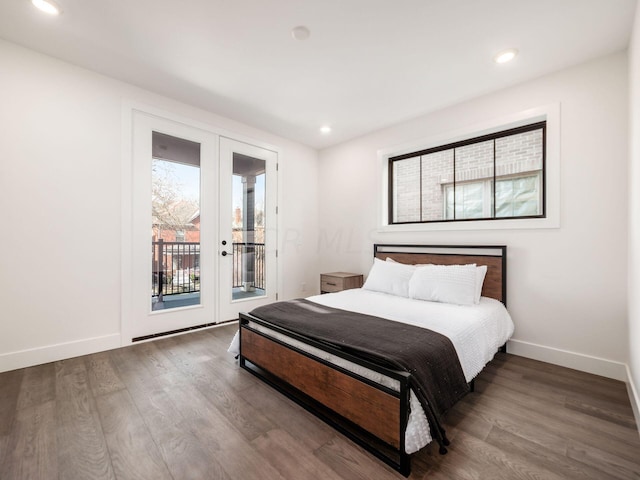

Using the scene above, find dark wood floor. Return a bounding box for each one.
[1,323,639,480]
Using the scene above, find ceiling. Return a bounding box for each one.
[0,0,636,149]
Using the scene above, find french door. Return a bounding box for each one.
[130,112,277,339]
[218,137,278,322]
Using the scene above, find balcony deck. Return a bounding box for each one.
[152,287,266,311]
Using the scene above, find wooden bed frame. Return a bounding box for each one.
[238,244,507,476]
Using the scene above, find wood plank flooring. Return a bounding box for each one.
[1,323,639,480]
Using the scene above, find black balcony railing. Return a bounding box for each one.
[152,240,265,298]
[152,240,200,297]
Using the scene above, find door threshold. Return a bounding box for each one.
[132,320,236,342]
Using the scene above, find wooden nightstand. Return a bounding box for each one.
[320,272,364,294]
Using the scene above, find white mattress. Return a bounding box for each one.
[230,289,514,454]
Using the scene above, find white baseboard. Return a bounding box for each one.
[0,333,121,373]
[507,339,628,381]
[627,365,640,437]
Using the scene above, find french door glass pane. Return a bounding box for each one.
[232,153,266,300]
[151,132,201,311]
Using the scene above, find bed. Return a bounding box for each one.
[234,244,514,476]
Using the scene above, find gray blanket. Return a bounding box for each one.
[249,298,469,450]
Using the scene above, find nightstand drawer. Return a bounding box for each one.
[321,278,344,293]
[320,272,363,293]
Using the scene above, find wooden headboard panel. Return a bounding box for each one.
[374,244,507,305]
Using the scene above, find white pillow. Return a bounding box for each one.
[386,257,488,304]
[389,257,487,304]
[409,264,478,306]
[475,265,488,304]
[362,257,415,297]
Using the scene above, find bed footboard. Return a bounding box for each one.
[239,314,412,476]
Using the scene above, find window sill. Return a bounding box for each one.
[378,215,559,232]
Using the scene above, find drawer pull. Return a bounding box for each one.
[326,282,337,286]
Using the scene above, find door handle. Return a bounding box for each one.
[221,251,228,256]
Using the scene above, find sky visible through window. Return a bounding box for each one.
[171,162,199,202]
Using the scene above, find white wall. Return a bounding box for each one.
[318,52,629,380]
[0,39,318,372]
[628,4,640,422]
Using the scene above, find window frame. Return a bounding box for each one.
[388,121,546,225]
[378,105,560,233]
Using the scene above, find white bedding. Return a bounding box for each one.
[309,289,514,383]
[230,288,514,454]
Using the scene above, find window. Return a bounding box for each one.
[389,122,545,224]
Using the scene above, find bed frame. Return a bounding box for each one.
[238,244,507,476]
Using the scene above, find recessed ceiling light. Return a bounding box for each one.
[320,126,332,134]
[32,0,61,15]
[291,26,310,41]
[494,48,518,64]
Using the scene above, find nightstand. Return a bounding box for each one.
[320,272,364,294]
